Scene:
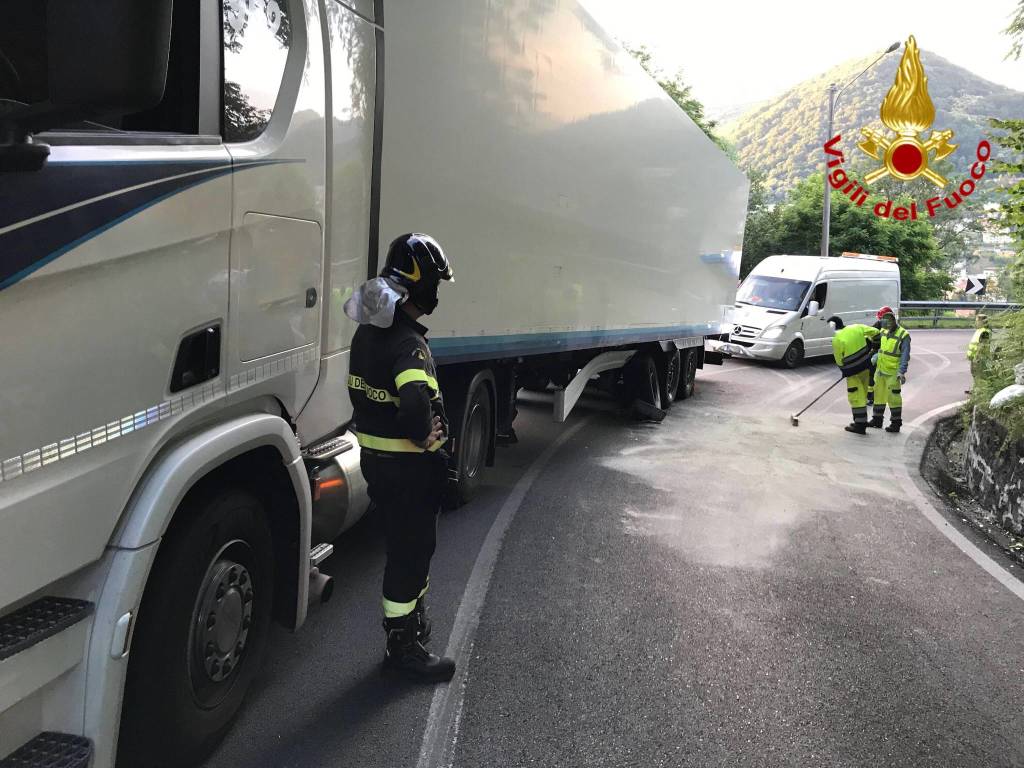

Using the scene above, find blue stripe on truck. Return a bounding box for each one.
[430,323,718,363]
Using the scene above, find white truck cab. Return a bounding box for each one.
[721,253,901,367]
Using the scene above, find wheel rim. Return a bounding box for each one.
[786,345,801,365]
[686,353,696,392]
[463,400,487,480]
[188,540,254,707]
[665,354,681,402]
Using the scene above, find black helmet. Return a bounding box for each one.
[827,315,844,330]
[381,233,453,314]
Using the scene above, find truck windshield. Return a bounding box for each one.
[735,276,811,311]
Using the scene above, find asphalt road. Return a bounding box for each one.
[202,329,1024,768]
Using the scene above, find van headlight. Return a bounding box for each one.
[761,326,785,340]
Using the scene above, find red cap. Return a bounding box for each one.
[876,305,895,319]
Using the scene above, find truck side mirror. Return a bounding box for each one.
[0,0,173,172]
[807,300,820,317]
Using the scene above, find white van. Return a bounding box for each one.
[720,253,901,367]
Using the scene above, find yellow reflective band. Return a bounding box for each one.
[395,368,439,392]
[356,432,447,453]
[418,579,429,599]
[348,374,399,405]
[383,597,417,618]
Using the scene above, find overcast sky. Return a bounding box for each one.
[579,0,1024,115]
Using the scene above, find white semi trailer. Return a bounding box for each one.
[0,1,747,766]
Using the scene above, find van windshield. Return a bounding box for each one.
[736,276,811,311]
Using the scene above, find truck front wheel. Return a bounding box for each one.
[118,488,274,768]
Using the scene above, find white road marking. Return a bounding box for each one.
[416,417,591,768]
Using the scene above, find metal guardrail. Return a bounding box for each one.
[898,300,1020,328]
[899,301,1021,311]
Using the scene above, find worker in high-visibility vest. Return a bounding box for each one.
[967,313,992,378]
[869,307,910,433]
[828,316,881,434]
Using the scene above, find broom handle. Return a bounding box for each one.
[794,376,845,418]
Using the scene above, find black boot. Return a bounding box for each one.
[383,614,455,682]
[885,422,901,433]
[845,422,867,435]
[868,416,883,429]
[414,598,432,644]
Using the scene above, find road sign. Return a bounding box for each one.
[966,276,986,296]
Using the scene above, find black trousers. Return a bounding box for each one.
[361,449,447,617]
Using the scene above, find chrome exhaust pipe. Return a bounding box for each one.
[309,566,334,605]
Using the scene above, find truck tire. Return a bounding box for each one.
[782,340,804,369]
[658,349,681,408]
[624,352,662,410]
[452,377,493,505]
[118,488,274,768]
[677,348,697,400]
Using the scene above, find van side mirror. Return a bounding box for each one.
[0,0,173,172]
[807,300,820,317]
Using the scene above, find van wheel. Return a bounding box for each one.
[677,349,697,400]
[453,377,493,505]
[118,489,274,768]
[624,352,662,411]
[782,340,804,369]
[658,349,681,408]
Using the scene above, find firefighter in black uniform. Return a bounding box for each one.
[348,233,456,682]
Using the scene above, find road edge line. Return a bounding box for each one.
[416,417,591,768]
[900,400,1024,602]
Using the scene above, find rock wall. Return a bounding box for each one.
[964,409,1024,534]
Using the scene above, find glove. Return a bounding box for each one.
[898,374,906,385]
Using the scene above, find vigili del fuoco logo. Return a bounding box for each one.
[822,35,991,220]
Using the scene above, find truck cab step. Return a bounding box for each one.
[0,598,93,662]
[0,733,92,768]
[303,435,353,463]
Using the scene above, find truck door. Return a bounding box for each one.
[0,1,232,608]
[222,0,328,418]
[295,0,380,445]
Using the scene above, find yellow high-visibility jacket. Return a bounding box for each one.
[832,324,880,376]
[967,327,991,360]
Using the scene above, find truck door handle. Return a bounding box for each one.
[305,287,318,308]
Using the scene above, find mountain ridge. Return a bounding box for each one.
[720,49,1024,199]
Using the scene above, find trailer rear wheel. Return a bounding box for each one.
[677,349,697,400]
[118,488,274,768]
[624,352,662,411]
[658,349,681,408]
[452,377,493,505]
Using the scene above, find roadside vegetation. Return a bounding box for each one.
[966,310,1024,442]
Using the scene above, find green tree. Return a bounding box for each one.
[1006,0,1024,60]
[626,45,732,154]
[990,3,1024,299]
[740,169,779,277]
[739,174,951,298]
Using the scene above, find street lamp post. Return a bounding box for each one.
[820,42,901,258]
